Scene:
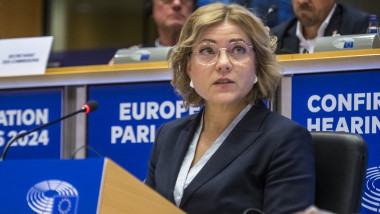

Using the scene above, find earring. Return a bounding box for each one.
[254,74,258,84]
[190,80,194,88]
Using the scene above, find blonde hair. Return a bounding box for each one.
[170,3,281,108]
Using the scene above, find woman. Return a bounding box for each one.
[145,3,315,214]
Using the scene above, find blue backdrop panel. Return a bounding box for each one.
[88,82,200,181]
[292,70,380,213]
[0,88,62,159]
[0,158,104,214]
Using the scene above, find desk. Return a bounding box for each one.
[1,49,380,212]
[0,62,172,162]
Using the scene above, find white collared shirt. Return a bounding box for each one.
[155,38,166,47]
[296,4,337,53]
[173,104,252,206]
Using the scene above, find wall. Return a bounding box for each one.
[0,0,43,38]
[340,0,380,18]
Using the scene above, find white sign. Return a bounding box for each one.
[0,36,53,77]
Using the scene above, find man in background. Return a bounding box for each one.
[109,0,195,64]
[147,0,195,47]
[271,0,371,54]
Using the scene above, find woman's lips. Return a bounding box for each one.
[214,78,234,84]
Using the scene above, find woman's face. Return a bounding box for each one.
[187,22,257,108]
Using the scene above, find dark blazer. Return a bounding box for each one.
[271,4,371,54]
[145,101,315,214]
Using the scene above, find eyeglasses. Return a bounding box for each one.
[160,0,193,5]
[192,41,253,65]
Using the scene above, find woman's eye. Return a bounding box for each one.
[200,47,215,55]
[233,46,246,54]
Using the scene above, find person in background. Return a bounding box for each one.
[108,0,195,64]
[145,3,315,213]
[271,0,371,54]
[149,0,196,47]
[248,0,294,28]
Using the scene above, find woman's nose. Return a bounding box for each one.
[215,49,232,72]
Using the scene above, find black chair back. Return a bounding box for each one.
[311,131,368,213]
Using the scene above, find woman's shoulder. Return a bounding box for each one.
[264,110,311,137]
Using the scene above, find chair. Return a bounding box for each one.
[310,131,368,213]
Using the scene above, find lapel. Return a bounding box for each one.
[324,4,342,36]
[179,101,270,207]
[166,108,204,202]
[286,22,300,53]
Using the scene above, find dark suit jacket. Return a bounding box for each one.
[271,4,371,54]
[145,101,315,214]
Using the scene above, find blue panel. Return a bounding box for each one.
[292,70,380,213]
[0,158,104,214]
[88,82,200,181]
[0,88,63,159]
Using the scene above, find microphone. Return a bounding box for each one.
[266,4,278,18]
[0,100,98,161]
[82,100,98,113]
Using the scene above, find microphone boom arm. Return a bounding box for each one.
[0,102,96,161]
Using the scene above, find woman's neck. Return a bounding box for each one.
[203,102,247,135]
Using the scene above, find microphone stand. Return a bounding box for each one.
[0,108,86,161]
